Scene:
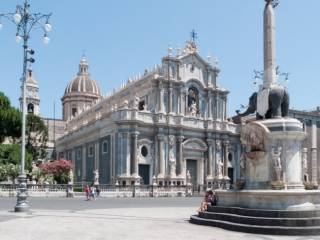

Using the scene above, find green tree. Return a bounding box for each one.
[26,113,48,161]
[0,92,21,142]
[0,92,48,161]
[6,163,20,184]
[0,165,8,182]
[0,144,33,171]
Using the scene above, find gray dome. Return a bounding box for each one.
[64,57,101,96]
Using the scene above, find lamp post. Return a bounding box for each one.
[0,0,52,212]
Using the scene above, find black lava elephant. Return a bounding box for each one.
[234,85,289,121]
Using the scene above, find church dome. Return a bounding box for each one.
[61,57,102,121]
[64,57,101,96]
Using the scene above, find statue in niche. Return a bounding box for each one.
[190,101,197,116]
[188,88,198,116]
[217,159,223,179]
[272,146,282,181]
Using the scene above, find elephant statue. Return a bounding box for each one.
[233,85,289,123]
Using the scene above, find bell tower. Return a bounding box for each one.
[20,69,40,115]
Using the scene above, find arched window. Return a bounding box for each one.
[102,141,108,154]
[27,103,34,113]
[72,108,77,117]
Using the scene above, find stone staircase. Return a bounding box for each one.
[190,205,320,235]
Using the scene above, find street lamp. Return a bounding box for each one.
[0,0,52,212]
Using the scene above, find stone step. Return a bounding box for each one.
[207,205,320,218]
[190,215,320,236]
[199,211,320,227]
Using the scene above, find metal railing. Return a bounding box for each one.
[0,183,196,198]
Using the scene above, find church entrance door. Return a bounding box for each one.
[186,159,198,186]
[139,164,150,185]
[228,167,234,188]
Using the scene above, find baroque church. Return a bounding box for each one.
[23,39,320,189]
[55,41,240,187]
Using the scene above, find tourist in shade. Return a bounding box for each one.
[197,189,214,212]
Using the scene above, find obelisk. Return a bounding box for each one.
[257,0,277,117]
[263,0,276,88]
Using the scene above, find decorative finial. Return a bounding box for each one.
[81,49,86,60]
[176,44,181,56]
[265,0,279,8]
[207,54,211,63]
[213,57,219,67]
[190,29,198,43]
[168,44,173,57]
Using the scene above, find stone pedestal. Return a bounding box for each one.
[241,118,306,190]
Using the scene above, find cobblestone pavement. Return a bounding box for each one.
[0,197,318,240]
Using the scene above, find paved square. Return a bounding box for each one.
[0,197,316,240]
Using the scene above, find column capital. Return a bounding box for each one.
[177,135,184,142]
[131,131,139,138]
[206,139,215,145]
[157,134,164,141]
[223,140,230,146]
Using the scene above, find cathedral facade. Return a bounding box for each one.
[55,42,241,187]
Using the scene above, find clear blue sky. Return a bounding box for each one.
[0,0,319,119]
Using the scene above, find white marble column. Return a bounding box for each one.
[177,88,182,115]
[94,141,99,170]
[157,134,165,179]
[311,120,318,185]
[223,96,227,121]
[185,91,188,115]
[302,147,308,182]
[125,133,131,177]
[177,136,184,177]
[206,139,214,177]
[158,83,164,113]
[212,139,217,178]
[111,134,115,181]
[223,140,230,179]
[168,84,173,114]
[82,145,86,181]
[131,131,139,178]
[208,92,212,119]
[215,95,219,120]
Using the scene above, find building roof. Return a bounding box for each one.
[64,57,101,96]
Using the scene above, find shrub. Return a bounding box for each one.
[39,159,72,184]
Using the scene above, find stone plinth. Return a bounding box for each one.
[216,189,320,210]
[241,118,306,190]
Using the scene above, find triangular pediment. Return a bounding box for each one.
[178,52,213,87]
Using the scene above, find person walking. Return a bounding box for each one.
[95,186,100,197]
[90,185,96,200]
[84,185,90,201]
